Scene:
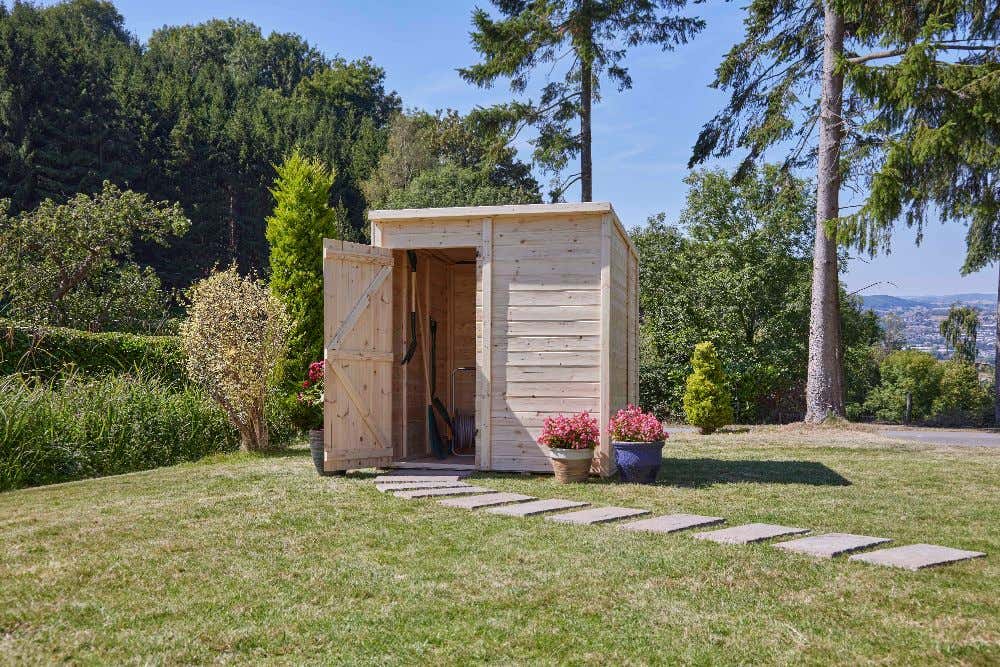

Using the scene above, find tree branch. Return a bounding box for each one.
[848,43,998,65]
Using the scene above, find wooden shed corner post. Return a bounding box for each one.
[475,217,493,471]
[597,213,615,477]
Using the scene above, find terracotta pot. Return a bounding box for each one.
[544,447,594,483]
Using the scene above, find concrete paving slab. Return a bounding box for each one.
[393,486,492,499]
[774,533,891,558]
[485,499,589,517]
[849,544,986,570]
[694,523,809,544]
[376,481,469,492]
[546,507,650,525]
[438,492,536,509]
[619,514,725,534]
[374,471,471,483]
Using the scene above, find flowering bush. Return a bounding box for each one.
[539,411,600,450]
[298,361,325,408]
[608,404,668,442]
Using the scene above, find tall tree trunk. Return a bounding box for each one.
[804,2,846,423]
[580,58,593,202]
[994,264,999,424]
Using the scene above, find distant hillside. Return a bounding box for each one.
[861,293,996,311]
[860,295,923,310]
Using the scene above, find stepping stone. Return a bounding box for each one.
[439,492,537,509]
[774,533,891,558]
[546,506,650,525]
[694,523,809,545]
[393,486,492,499]
[374,471,471,484]
[376,481,469,492]
[620,514,725,534]
[849,544,986,571]
[485,499,589,517]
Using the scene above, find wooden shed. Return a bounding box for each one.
[322,202,638,477]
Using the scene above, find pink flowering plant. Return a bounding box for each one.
[608,404,668,443]
[297,361,325,408]
[539,411,600,450]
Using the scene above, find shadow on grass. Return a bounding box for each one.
[658,458,851,487]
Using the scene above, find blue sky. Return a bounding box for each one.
[84,0,997,296]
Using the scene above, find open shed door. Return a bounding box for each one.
[323,240,394,471]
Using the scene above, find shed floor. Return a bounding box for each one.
[391,455,476,470]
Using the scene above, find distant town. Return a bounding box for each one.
[861,293,997,362]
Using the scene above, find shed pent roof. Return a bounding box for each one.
[367,202,615,222]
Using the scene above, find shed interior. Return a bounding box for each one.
[391,247,478,468]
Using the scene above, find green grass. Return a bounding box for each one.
[1,427,997,664]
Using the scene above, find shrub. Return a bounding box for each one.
[266,150,345,375]
[683,341,733,434]
[0,320,184,383]
[0,182,188,333]
[180,267,291,451]
[931,361,991,426]
[0,372,237,491]
[864,350,944,423]
[608,404,668,442]
[539,412,600,449]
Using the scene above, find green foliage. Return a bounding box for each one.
[683,342,733,434]
[0,0,145,209]
[0,3,400,289]
[0,320,184,384]
[0,182,189,332]
[266,150,344,372]
[864,350,945,423]
[940,305,980,363]
[384,163,540,209]
[932,360,992,427]
[838,6,999,266]
[0,371,237,491]
[461,1,703,199]
[637,165,880,422]
[363,110,540,209]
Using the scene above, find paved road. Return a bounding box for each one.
[883,429,1000,448]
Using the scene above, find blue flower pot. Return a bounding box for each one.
[612,441,665,484]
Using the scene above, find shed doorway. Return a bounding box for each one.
[392,247,478,469]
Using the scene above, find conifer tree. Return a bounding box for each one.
[266,150,344,373]
[683,342,733,434]
[461,0,703,201]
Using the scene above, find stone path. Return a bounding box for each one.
[439,492,536,509]
[694,523,809,545]
[620,514,724,534]
[376,480,472,492]
[374,470,473,483]
[849,544,986,570]
[369,470,985,571]
[546,507,649,525]
[485,498,588,516]
[774,533,891,558]
[393,486,493,499]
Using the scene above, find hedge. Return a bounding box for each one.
[0,320,185,383]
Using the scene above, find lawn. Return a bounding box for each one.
[1,426,998,665]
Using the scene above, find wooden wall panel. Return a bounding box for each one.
[488,215,603,472]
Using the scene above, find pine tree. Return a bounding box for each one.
[832,2,999,421]
[683,342,733,434]
[266,150,343,373]
[460,0,703,201]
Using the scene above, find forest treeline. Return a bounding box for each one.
[0,0,540,290]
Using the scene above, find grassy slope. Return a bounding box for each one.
[1,427,997,665]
